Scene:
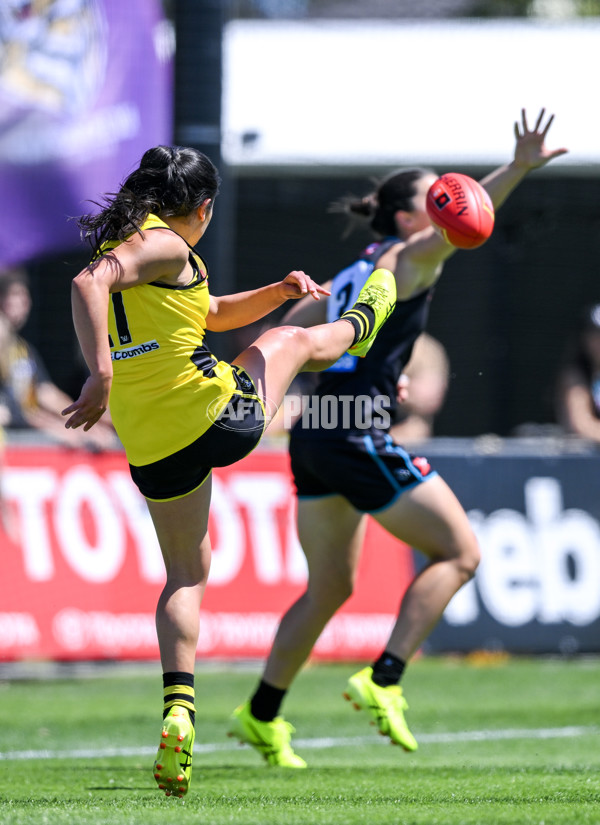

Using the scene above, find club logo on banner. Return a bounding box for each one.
[0,0,173,266]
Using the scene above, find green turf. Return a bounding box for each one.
[1,656,599,824]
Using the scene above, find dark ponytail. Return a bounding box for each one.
[332,167,434,238]
[78,146,221,252]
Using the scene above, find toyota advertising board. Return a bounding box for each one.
[1,440,599,661]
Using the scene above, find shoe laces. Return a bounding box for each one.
[359,284,394,314]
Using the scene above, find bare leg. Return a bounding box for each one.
[262,475,478,690]
[146,477,213,673]
[263,496,366,688]
[146,321,354,671]
[145,321,354,675]
[373,475,480,661]
[233,321,354,422]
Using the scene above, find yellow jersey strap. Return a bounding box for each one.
[94,213,208,283]
[96,212,176,255]
[140,213,171,232]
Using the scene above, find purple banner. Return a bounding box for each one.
[0,0,173,266]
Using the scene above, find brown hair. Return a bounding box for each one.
[332,167,435,237]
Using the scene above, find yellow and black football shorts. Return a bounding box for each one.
[130,367,266,501]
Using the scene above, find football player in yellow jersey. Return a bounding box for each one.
[61,145,396,797]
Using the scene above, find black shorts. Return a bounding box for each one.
[130,371,266,501]
[289,429,436,512]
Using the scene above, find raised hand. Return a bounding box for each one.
[280,270,331,301]
[513,108,568,171]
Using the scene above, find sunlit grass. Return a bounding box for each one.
[1,656,599,824]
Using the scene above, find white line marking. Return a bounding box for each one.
[0,725,596,762]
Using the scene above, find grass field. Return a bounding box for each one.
[0,656,599,825]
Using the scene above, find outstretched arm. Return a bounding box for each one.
[480,108,568,209]
[379,108,568,295]
[206,271,330,331]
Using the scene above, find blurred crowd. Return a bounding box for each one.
[555,302,600,443]
[0,266,117,452]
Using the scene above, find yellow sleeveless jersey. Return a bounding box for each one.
[103,214,239,466]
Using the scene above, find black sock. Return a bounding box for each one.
[340,313,364,345]
[371,651,406,687]
[163,671,196,727]
[341,303,376,344]
[353,302,376,330]
[250,679,287,722]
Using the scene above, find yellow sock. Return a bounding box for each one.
[163,683,196,725]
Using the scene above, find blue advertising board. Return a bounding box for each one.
[419,439,600,654]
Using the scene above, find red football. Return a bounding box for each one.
[426,173,495,249]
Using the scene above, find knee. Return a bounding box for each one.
[165,571,209,593]
[164,555,211,588]
[308,577,354,613]
[278,325,312,357]
[258,325,313,373]
[331,578,355,606]
[454,532,481,582]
